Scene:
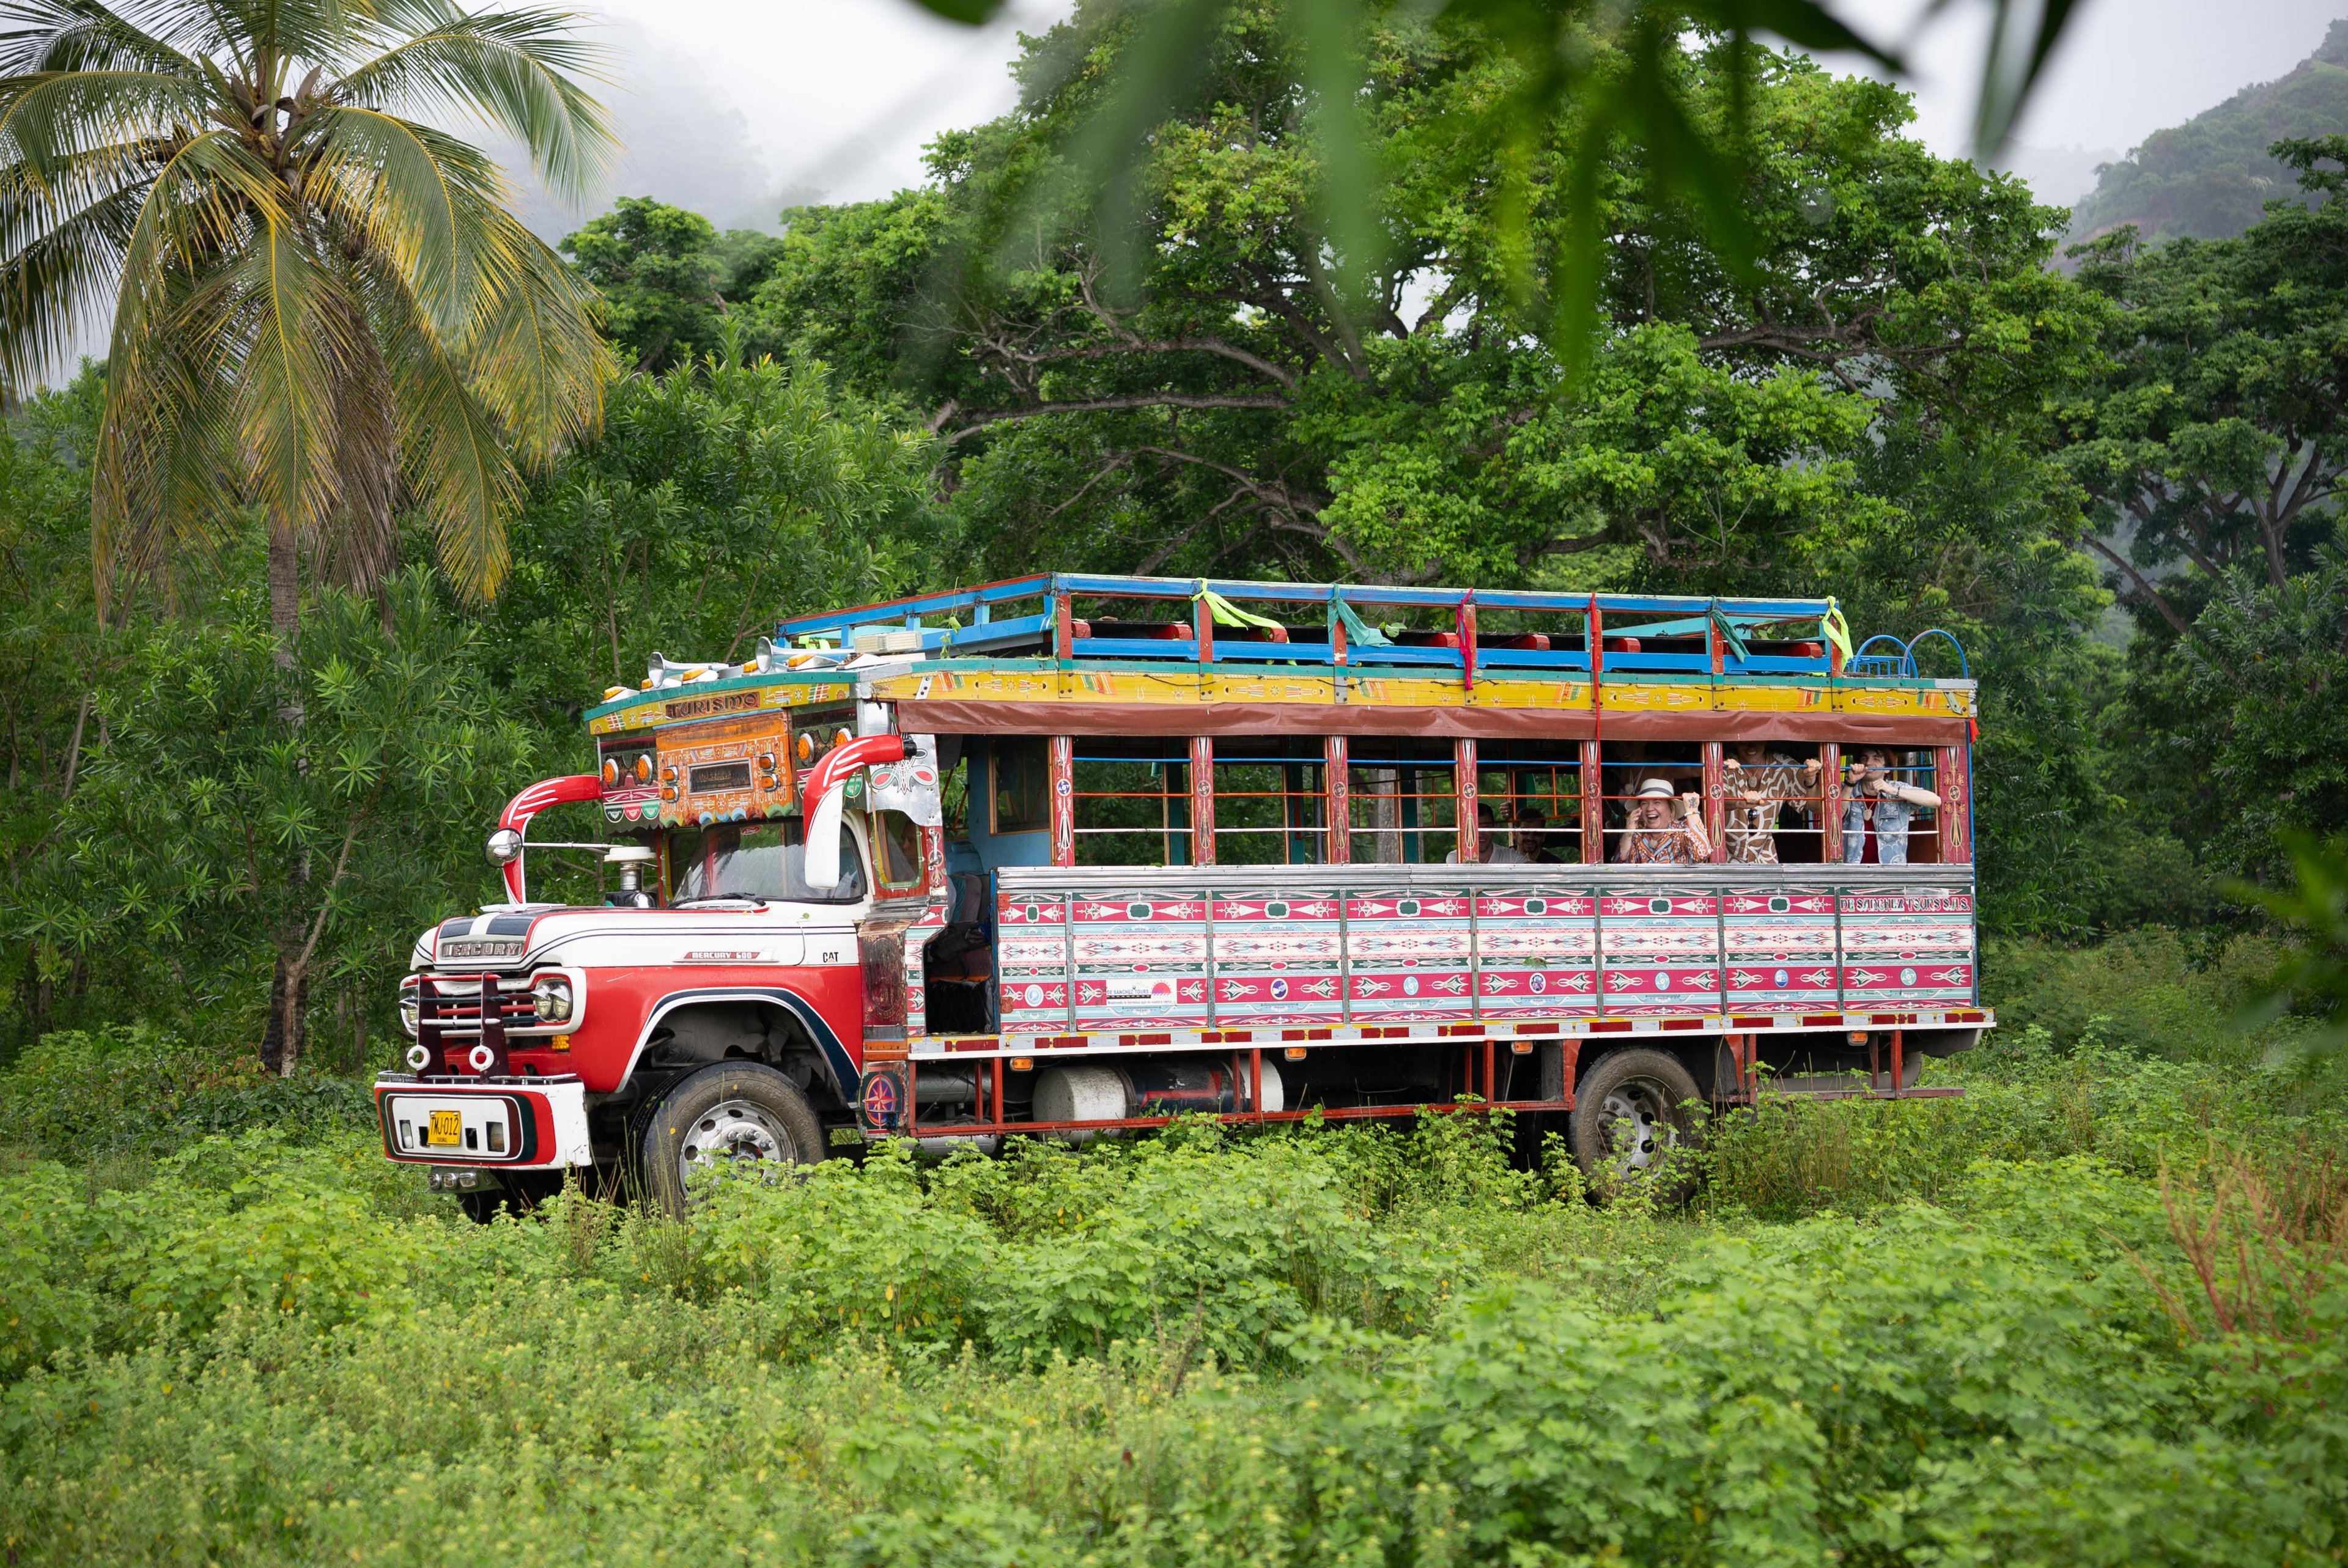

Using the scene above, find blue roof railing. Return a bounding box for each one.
[1847,630,1970,680]
[772,573,1903,679]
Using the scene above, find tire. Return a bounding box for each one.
[635,1062,824,1216]
[1568,1048,1704,1201]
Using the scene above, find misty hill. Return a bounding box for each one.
[2069,18,2348,244]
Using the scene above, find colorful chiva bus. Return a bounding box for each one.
[380,575,1990,1212]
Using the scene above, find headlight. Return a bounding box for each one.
[398,986,421,1038]
[530,974,574,1023]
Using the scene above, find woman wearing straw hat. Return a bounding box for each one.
[1612,777,1712,864]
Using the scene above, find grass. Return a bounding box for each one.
[1,935,2344,1566]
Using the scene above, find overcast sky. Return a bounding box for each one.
[542,0,2348,236]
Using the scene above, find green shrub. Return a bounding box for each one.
[662,1133,1464,1366]
[1983,927,2295,1061]
[0,1162,108,1378]
[2,962,2345,1565]
[0,1023,371,1163]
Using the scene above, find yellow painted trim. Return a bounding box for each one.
[587,680,855,736]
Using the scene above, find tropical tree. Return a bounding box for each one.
[479,346,950,720]
[561,196,782,372]
[0,0,615,628]
[2065,138,2348,628]
[21,573,543,1074]
[748,12,2091,592]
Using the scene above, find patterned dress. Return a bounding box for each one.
[1614,825,1700,864]
[1722,760,1809,864]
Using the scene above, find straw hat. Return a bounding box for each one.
[1634,778,1678,799]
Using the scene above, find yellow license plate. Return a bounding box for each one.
[427,1110,462,1147]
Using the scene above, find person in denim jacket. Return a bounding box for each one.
[1840,748,1942,864]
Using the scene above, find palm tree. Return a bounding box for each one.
[0,0,614,627]
[0,0,613,1070]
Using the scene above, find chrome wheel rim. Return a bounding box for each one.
[1598,1078,1679,1179]
[678,1097,795,1188]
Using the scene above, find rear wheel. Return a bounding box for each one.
[635,1063,823,1215]
[1568,1048,1704,1201]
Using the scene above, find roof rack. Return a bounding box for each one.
[774,573,1858,679]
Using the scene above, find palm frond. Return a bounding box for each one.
[295,102,506,331]
[108,129,277,363]
[0,69,207,181]
[311,265,401,592]
[0,0,205,79]
[0,173,140,387]
[12,0,609,615]
[338,2,610,198]
[92,287,240,617]
[210,196,353,545]
[359,245,518,600]
[458,208,607,465]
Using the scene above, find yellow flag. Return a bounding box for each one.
[1822,598,1854,664]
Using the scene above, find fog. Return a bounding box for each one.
[539,0,2348,234]
[491,0,1071,242]
[1823,0,2347,204]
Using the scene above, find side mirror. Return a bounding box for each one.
[485,827,524,865]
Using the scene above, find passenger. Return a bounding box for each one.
[1446,803,1530,864]
[1722,742,1822,864]
[1512,803,1568,863]
[1841,748,1942,864]
[1612,778,1711,864]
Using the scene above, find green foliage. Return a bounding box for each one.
[899,0,2080,376]
[478,352,951,707]
[2067,142,2348,602]
[2237,831,2348,1057]
[1313,320,1896,589]
[1704,1025,2340,1220]
[0,370,108,1041]
[1984,927,2292,1058]
[0,0,613,608]
[562,197,785,372]
[673,1131,1464,1363]
[2061,144,2348,892]
[0,1023,370,1165]
[7,575,536,1066]
[2,1042,2344,1565]
[2120,537,2348,878]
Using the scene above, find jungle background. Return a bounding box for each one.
[5,1,2343,1069]
[4,3,2348,1561]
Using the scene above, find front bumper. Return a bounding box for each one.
[376,1074,594,1168]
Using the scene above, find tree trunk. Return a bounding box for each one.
[268,512,301,669]
[260,941,311,1077]
[265,509,309,1072]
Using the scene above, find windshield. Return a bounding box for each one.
[667,819,866,904]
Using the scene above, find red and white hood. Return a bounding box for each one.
[413,904,859,973]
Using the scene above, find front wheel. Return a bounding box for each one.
[1568,1048,1704,1201]
[635,1062,824,1216]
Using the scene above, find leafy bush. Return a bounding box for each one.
[2,970,2345,1564]
[1983,927,2295,1059]
[670,1132,1466,1366]
[0,1023,371,1163]
[3,1135,2342,1567]
[1702,1020,2348,1220]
